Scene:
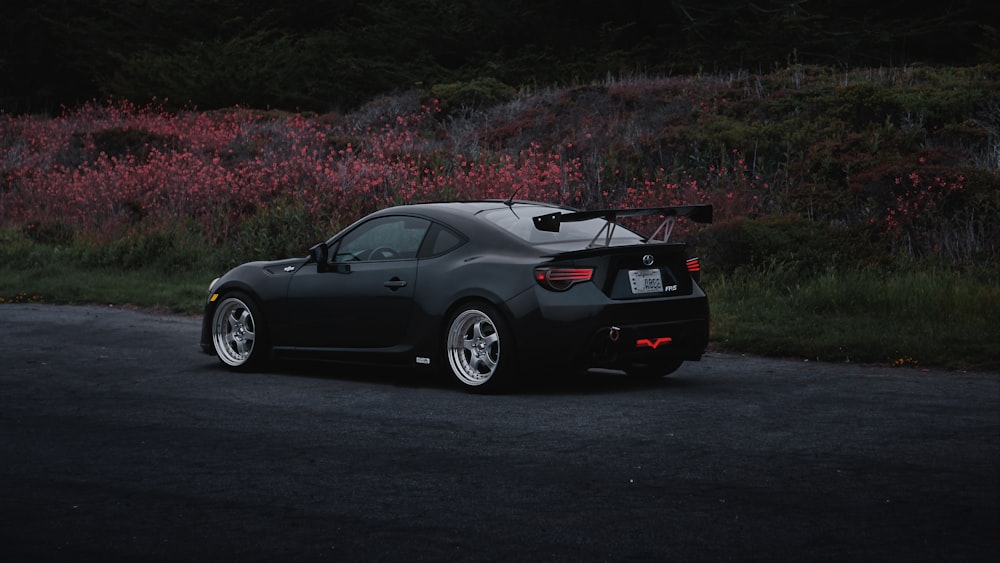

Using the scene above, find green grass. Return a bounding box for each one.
[0,262,212,314]
[706,265,1000,371]
[0,229,216,314]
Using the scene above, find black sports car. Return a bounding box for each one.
[201,200,713,392]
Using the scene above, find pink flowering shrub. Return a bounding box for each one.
[2,101,599,250]
[1,98,721,254]
[2,66,996,267]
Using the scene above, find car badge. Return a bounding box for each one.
[283,266,295,272]
[642,254,655,266]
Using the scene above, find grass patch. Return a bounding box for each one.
[0,262,211,315]
[0,228,216,314]
[706,264,1000,371]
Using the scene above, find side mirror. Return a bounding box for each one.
[309,242,329,273]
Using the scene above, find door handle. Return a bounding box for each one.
[384,278,407,290]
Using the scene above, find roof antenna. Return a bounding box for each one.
[504,185,523,207]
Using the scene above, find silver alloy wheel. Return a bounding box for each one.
[447,308,500,386]
[212,297,257,367]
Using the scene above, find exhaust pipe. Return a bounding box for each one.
[608,326,620,343]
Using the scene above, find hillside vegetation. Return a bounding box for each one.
[3,0,996,114]
[2,64,998,369]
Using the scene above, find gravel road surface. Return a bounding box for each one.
[1,304,997,562]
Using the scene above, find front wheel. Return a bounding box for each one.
[444,302,516,393]
[211,293,268,370]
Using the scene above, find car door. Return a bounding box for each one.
[281,215,430,350]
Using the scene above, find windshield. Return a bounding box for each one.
[480,206,644,246]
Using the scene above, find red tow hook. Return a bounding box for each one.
[636,337,673,349]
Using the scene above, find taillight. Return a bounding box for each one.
[686,257,701,282]
[534,267,594,291]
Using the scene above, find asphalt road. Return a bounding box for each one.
[1,304,998,562]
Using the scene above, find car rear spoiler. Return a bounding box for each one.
[532,204,713,232]
[532,204,713,246]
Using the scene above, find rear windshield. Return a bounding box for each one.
[480,207,644,245]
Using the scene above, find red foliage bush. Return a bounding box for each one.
[1,77,994,265]
[1,99,724,244]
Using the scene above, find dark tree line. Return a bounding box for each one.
[2,0,997,114]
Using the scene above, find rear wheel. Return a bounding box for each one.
[211,293,268,370]
[445,302,515,392]
[626,359,683,379]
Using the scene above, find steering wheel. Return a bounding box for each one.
[369,246,398,260]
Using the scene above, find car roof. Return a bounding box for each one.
[359,200,573,246]
[367,200,572,225]
[379,199,569,216]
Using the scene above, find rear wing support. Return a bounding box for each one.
[531,204,713,245]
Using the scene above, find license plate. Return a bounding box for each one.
[628,268,663,294]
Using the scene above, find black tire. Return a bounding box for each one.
[444,301,517,393]
[210,292,269,370]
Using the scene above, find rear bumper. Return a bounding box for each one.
[582,318,709,369]
[505,283,710,371]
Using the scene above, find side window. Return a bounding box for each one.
[333,216,431,262]
[420,223,466,257]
